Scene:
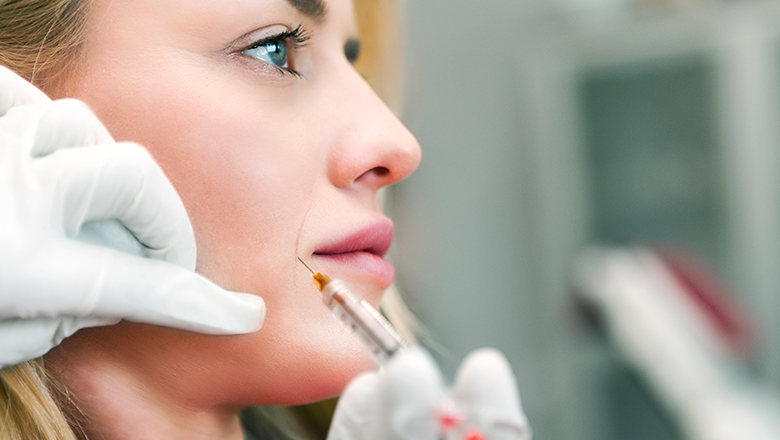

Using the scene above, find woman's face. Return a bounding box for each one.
[64,0,420,406]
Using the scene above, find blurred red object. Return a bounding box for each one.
[654,247,755,358]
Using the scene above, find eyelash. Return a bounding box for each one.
[244,25,311,78]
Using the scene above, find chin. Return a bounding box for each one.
[301,344,377,403]
[243,326,380,406]
[303,351,377,402]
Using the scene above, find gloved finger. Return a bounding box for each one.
[76,219,145,257]
[34,142,195,268]
[97,247,266,334]
[328,371,382,440]
[31,98,114,157]
[1,241,265,335]
[377,347,443,439]
[452,348,531,440]
[0,66,50,116]
[0,316,117,368]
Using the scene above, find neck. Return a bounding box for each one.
[45,330,245,440]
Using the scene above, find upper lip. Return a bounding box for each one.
[314,218,394,257]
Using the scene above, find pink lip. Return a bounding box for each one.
[312,219,395,286]
[314,219,394,257]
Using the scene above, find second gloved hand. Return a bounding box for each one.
[328,347,531,440]
[0,66,265,368]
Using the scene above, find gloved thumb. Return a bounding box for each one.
[378,347,444,439]
[328,347,444,440]
[328,371,382,440]
[95,246,266,334]
[453,348,531,440]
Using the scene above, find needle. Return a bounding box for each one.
[297,256,315,274]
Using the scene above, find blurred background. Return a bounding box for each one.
[389,0,780,439]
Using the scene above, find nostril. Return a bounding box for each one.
[357,166,390,181]
[372,167,390,177]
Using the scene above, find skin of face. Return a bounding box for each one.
[45,0,420,437]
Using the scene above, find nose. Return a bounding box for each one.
[325,67,421,192]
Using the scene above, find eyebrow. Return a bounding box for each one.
[286,0,328,21]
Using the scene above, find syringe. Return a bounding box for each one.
[298,257,407,364]
[297,258,522,440]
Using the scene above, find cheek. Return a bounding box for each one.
[144,108,315,289]
[80,73,314,284]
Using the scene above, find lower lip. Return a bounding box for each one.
[312,251,395,287]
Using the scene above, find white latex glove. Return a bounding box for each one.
[0,66,265,368]
[328,347,531,440]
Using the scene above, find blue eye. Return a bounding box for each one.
[243,40,289,68]
[238,26,310,78]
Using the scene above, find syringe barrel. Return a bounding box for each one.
[321,279,407,364]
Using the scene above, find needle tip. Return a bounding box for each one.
[297,257,315,274]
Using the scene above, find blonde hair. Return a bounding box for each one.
[1,1,92,438]
[0,360,77,440]
[0,0,417,438]
[0,0,90,94]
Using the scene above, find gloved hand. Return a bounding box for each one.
[0,66,265,368]
[328,347,531,440]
